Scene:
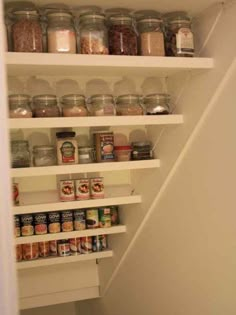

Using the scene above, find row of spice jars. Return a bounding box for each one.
[9,93,171,118]
[16,235,108,261]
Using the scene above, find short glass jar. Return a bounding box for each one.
[143,94,170,115]
[9,94,32,118]
[79,13,109,54]
[131,141,153,160]
[33,95,60,117]
[116,94,143,116]
[109,14,137,55]
[11,140,30,168]
[33,145,56,166]
[47,11,77,53]
[61,94,88,117]
[11,9,43,52]
[56,131,79,165]
[78,146,94,164]
[90,94,116,116]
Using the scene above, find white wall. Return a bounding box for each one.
[21,303,76,315]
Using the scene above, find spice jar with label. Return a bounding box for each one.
[90,94,116,116]
[143,94,170,115]
[93,131,115,163]
[79,13,109,54]
[78,147,94,164]
[56,131,79,165]
[47,11,77,53]
[116,94,143,116]
[9,94,32,118]
[61,94,88,117]
[33,145,57,166]
[11,140,30,168]
[33,95,60,117]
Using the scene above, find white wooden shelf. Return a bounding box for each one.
[17,250,113,270]
[9,115,184,129]
[6,53,214,77]
[15,225,126,245]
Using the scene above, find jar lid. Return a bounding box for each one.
[105,8,131,17]
[80,12,105,21]
[144,93,170,103]
[137,17,163,24]
[9,94,31,103]
[117,94,140,103]
[133,10,161,19]
[110,14,132,22]
[91,94,113,102]
[13,9,38,16]
[33,94,57,104]
[56,131,76,138]
[114,145,131,150]
[132,141,152,147]
[61,94,85,105]
[33,145,55,151]
[47,11,72,18]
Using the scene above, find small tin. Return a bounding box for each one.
[34,213,47,235]
[59,180,75,201]
[80,237,92,254]
[69,238,81,255]
[93,131,115,162]
[22,243,39,261]
[48,211,61,233]
[49,240,58,256]
[38,241,50,257]
[98,207,111,228]
[61,210,73,232]
[16,244,23,262]
[110,206,120,225]
[75,178,90,200]
[90,177,104,199]
[13,183,19,205]
[58,240,70,257]
[14,215,21,237]
[92,235,103,252]
[74,210,86,230]
[86,209,99,229]
[21,214,34,236]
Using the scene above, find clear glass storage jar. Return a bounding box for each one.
[143,94,170,115]
[33,95,60,117]
[79,13,109,54]
[109,14,137,55]
[90,94,116,116]
[116,94,143,116]
[78,146,94,164]
[9,94,32,118]
[11,9,43,52]
[47,11,76,53]
[11,140,30,168]
[61,94,88,117]
[33,145,56,166]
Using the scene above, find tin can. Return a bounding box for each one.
[92,235,103,252]
[74,210,86,230]
[14,215,21,237]
[110,206,120,225]
[22,243,39,260]
[99,207,111,228]
[69,238,81,255]
[75,178,90,200]
[59,180,75,201]
[90,177,104,199]
[86,209,99,229]
[58,240,70,257]
[21,214,34,236]
[38,241,50,257]
[80,237,92,254]
[12,183,19,205]
[49,240,58,256]
[61,210,73,232]
[93,131,115,162]
[48,212,61,233]
[16,244,23,262]
[100,234,107,250]
[34,213,47,235]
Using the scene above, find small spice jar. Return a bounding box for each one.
[9,94,32,118]
[61,94,88,117]
[109,14,137,55]
[131,141,153,160]
[33,145,56,166]
[116,94,143,116]
[33,95,60,117]
[56,131,79,165]
[47,11,77,53]
[143,94,170,115]
[93,131,115,163]
[79,13,109,54]
[11,140,30,168]
[78,147,94,164]
[90,94,116,116]
[114,145,131,161]
[11,9,43,52]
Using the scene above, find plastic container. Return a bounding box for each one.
[9,94,32,118]
[61,94,88,117]
[33,95,60,117]
[114,145,131,161]
[78,147,94,164]
[33,145,56,166]
[116,94,143,116]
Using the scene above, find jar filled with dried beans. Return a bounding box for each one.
[61,94,88,117]
[33,95,60,117]
[109,14,137,55]
[11,9,43,52]
[116,94,143,116]
[9,94,32,118]
[90,94,116,116]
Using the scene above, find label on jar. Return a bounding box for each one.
[34,213,47,235]
[21,214,34,236]
[60,141,76,164]
[90,177,104,199]
[75,179,90,200]
[48,212,61,233]
[99,207,111,228]
[86,209,99,229]
[176,28,194,55]
[74,210,86,230]
[14,215,21,237]
[61,210,73,232]
[60,180,75,202]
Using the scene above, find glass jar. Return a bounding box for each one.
[33,95,60,117]
[11,140,30,168]
[116,94,143,116]
[79,13,109,54]
[78,146,94,164]
[33,145,56,166]
[143,94,170,115]
[61,94,88,117]
[131,141,153,160]
[9,94,32,118]
[137,16,165,56]
[90,94,116,116]
[11,9,43,52]
[47,11,76,53]
[109,14,137,55]
[165,13,194,57]
[56,131,79,165]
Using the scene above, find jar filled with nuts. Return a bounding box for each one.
[90,94,116,116]
[11,9,43,52]
[79,13,109,54]
[116,94,143,116]
[61,94,88,117]
[33,95,60,117]
[109,14,138,55]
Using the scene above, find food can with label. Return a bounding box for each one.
[69,238,81,255]
[90,177,104,199]
[34,213,47,235]
[98,207,111,228]
[86,209,99,229]
[49,240,58,256]
[100,234,107,250]
[75,178,90,200]
[93,131,115,162]
[59,180,75,201]
[92,235,103,252]
[110,206,120,225]
[38,241,50,257]
[74,209,86,230]
[58,239,70,257]
[13,183,19,205]
[16,244,23,262]
[21,214,34,236]
[22,243,39,260]
[14,215,21,237]
[61,210,73,232]
[80,236,92,254]
[48,211,61,233]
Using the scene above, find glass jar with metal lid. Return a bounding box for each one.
[79,13,109,54]
[109,14,137,55]
[11,140,30,168]
[33,94,60,117]
[131,141,153,160]
[61,94,88,117]
[90,94,116,116]
[116,94,143,116]
[47,11,76,53]
[11,9,43,52]
[9,94,32,118]
[143,94,170,115]
[33,145,56,166]
[78,146,94,164]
